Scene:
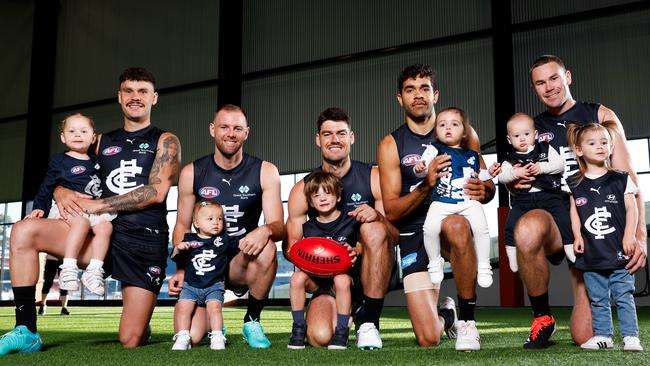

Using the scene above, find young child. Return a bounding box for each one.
[38,255,70,316]
[26,113,114,296]
[171,201,231,351]
[489,113,565,272]
[288,171,358,350]
[415,107,494,287]
[567,122,642,352]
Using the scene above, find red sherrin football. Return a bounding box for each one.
[289,237,352,277]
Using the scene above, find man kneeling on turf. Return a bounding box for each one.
[288,172,360,350]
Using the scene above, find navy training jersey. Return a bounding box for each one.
[193,153,263,244]
[535,101,600,189]
[306,160,375,216]
[429,142,480,204]
[33,153,102,216]
[303,213,361,248]
[98,125,167,232]
[504,142,562,192]
[569,171,631,271]
[173,232,231,288]
[390,124,435,231]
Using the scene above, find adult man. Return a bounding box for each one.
[167,104,284,349]
[1,67,181,354]
[284,107,399,350]
[514,55,647,348]
[377,64,494,350]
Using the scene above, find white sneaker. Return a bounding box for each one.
[580,335,613,350]
[477,265,493,288]
[209,331,226,350]
[427,257,445,285]
[81,267,105,296]
[58,265,80,291]
[440,296,458,339]
[455,320,480,351]
[356,322,382,350]
[172,330,192,350]
[623,336,643,352]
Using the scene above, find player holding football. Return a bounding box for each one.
[285,107,397,349]
[377,64,494,350]
[168,104,284,349]
[288,171,359,350]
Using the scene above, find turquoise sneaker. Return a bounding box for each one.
[242,317,271,349]
[0,325,43,355]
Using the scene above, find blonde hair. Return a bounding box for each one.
[566,122,615,185]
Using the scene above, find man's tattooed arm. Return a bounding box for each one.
[103,133,181,212]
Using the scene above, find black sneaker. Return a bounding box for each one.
[60,307,70,316]
[523,315,556,349]
[327,326,349,350]
[38,304,46,316]
[287,322,306,349]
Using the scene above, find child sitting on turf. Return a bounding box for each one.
[414,107,494,288]
[26,113,115,296]
[288,171,359,350]
[567,122,642,352]
[487,113,565,272]
[171,201,232,351]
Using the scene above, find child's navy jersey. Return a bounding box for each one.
[173,232,231,288]
[430,142,480,204]
[193,153,263,245]
[33,153,102,216]
[98,125,167,232]
[390,124,435,232]
[569,171,631,271]
[535,101,600,189]
[504,142,562,192]
[306,160,375,217]
[302,213,361,248]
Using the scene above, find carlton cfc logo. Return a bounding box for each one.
[538,132,554,142]
[70,165,86,175]
[199,186,220,198]
[102,146,122,156]
[401,154,420,166]
[575,197,588,206]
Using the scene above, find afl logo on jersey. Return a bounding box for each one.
[575,197,588,206]
[70,165,86,175]
[538,133,554,143]
[401,154,420,166]
[199,186,220,198]
[102,146,122,156]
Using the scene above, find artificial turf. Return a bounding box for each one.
[0,306,648,365]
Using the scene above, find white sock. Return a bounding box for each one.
[63,258,78,268]
[211,330,224,337]
[87,259,104,271]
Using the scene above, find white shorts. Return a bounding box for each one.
[48,205,116,227]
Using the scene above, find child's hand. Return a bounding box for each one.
[414,160,427,174]
[528,162,542,176]
[176,242,190,251]
[344,243,358,266]
[622,234,636,257]
[25,209,45,219]
[488,162,501,177]
[512,164,533,180]
[573,238,584,254]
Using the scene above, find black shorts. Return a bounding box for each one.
[105,228,169,294]
[398,230,429,278]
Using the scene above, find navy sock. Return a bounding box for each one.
[291,310,305,326]
[528,292,551,318]
[457,295,476,321]
[14,286,37,333]
[439,308,455,330]
[244,295,265,323]
[362,296,384,328]
[336,313,350,330]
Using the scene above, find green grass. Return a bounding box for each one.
[1,306,648,365]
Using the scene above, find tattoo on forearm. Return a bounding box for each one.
[104,185,157,211]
